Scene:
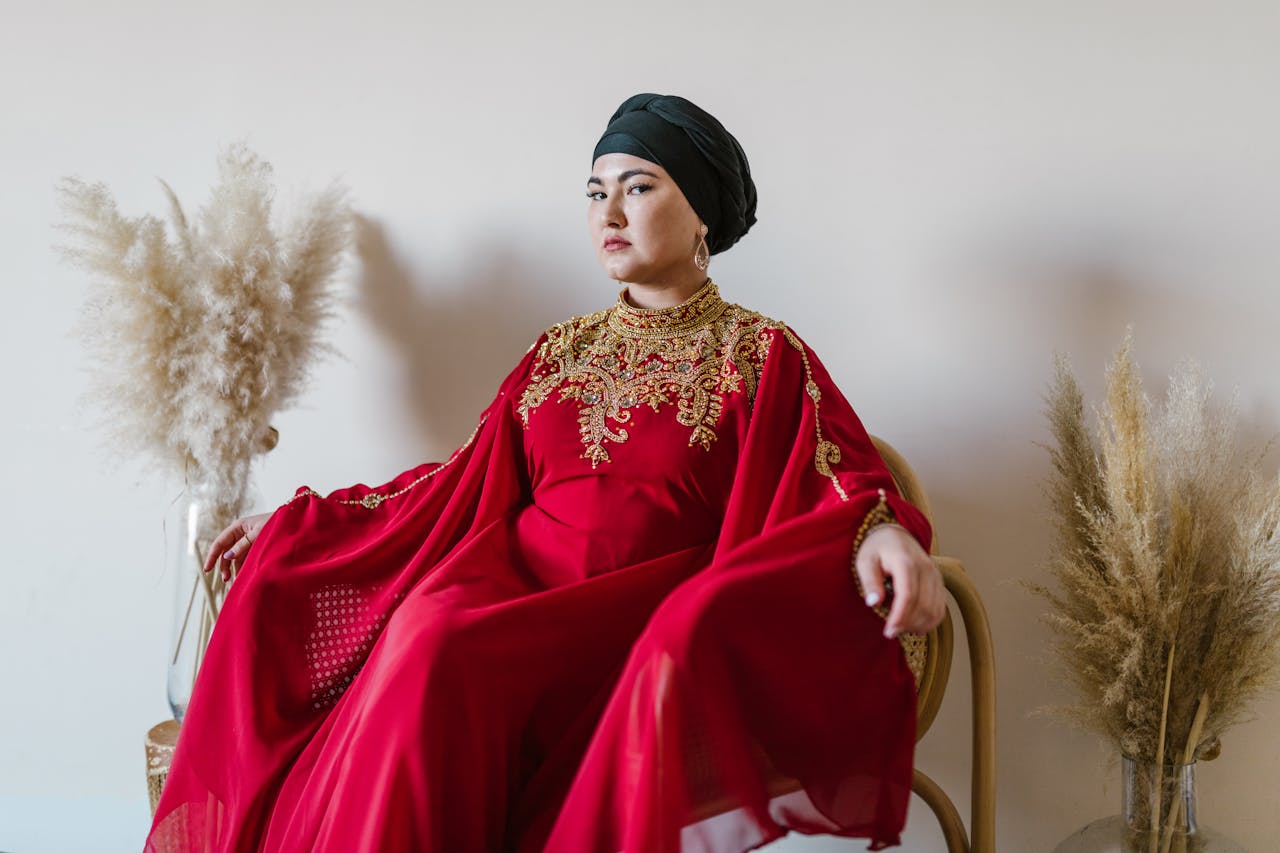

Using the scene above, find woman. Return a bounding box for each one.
[145,92,946,852]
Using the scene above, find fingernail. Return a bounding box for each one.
[224,551,234,559]
[865,593,879,606]
[884,627,896,638]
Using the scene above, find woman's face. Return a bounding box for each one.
[587,152,705,284]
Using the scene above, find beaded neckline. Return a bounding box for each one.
[608,278,729,338]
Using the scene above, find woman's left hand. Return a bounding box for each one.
[853,524,947,638]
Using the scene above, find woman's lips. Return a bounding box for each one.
[604,239,631,251]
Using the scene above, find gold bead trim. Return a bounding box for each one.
[287,412,490,509]
[607,278,728,339]
[850,488,897,620]
[774,328,917,643]
[778,325,849,502]
[847,489,928,689]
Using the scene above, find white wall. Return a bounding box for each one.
[3,1,1279,850]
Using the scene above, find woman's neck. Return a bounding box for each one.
[621,271,711,309]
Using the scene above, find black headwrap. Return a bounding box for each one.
[592,93,757,256]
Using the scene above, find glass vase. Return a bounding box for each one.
[1054,754,1248,853]
[165,478,261,722]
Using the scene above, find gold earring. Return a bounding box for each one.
[693,227,710,271]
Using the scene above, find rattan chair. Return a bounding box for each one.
[873,435,996,853]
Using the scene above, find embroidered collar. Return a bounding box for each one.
[608,278,729,338]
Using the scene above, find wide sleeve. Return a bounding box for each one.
[716,322,932,580]
[685,323,935,849]
[235,329,551,622]
[146,332,548,853]
[280,332,546,512]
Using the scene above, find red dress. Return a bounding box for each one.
[144,278,933,852]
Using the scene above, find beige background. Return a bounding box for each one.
[3,1,1278,850]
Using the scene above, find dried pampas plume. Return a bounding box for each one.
[53,140,353,529]
[1025,327,1280,769]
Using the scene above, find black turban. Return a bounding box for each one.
[592,93,757,256]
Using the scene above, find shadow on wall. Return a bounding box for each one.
[349,211,581,450]
[909,259,1280,846]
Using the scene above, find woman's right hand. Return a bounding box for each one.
[203,511,276,582]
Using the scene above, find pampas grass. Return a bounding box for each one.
[1026,328,1280,849]
[53,140,352,527]
[52,141,353,692]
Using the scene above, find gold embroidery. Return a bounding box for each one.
[606,277,730,338]
[847,490,928,668]
[778,325,849,501]
[850,487,897,620]
[779,331,922,638]
[288,413,489,508]
[517,279,781,467]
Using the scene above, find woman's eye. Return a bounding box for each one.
[585,184,651,201]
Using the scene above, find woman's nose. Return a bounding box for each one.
[601,192,625,227]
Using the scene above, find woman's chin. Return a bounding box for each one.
[599,257,643,282]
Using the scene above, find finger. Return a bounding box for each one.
[854,546,886,608]
[905,567,946,634]
[203,531,227,574]
[204,523,245,574]
[222,533,253,580]
[927,579,949,631]
[223,532,253,561]
[882,561,916,638]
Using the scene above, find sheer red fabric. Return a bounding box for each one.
[145,282,932,852]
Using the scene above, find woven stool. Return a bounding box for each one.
[145,719,180,817]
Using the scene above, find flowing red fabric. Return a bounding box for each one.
[145,290,932,852]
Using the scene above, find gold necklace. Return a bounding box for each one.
[608,278,728,339]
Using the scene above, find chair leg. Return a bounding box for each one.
[912,767,970,852]
[935,557,997,853]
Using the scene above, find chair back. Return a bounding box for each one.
[870,435,954,742]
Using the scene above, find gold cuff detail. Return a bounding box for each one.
[850,488,897,619]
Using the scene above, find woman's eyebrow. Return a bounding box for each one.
[587,169,661,186]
